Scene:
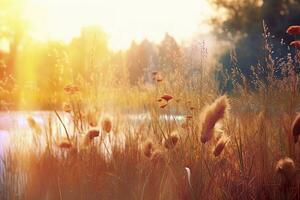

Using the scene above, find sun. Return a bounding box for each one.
[26,0,213,50]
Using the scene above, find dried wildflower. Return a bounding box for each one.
[157,98,162,102]
[290,41,300,48]
[200,95,230,143]
[161,94,173,102]
[163,134,179,150]
[276,157,296,183]
[190,106,196,110]
[142,139,154,158]
[102,118,112,133]
[287,25,300,35]
[63,103,72,113]
[213,135,229,157]
[292,114,300,143]
[64,84,79,94]
[176,98,181,103]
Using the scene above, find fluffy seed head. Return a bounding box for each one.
[213,135,229,157]
[142,139,153,158]
[276,157,296,182]
[290,41,300,48]
[102,118,112,133]
[163,133,179,150]
[287,25,300,35]
[200,95,229,144]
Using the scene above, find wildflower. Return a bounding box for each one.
[286,25,300,35]
[157,98,162,102]
[213,135,229,157]
[276,157,296,183]
[142,139,154,158]
[290,41,300,48]
[190,106,196,110]
[102,118,112,133]
[63,103,72,113]
[161,94,173,102]
[200,95,230,143]
[292,114,300,143]
[64,84,79,94]
[163,133,179,150]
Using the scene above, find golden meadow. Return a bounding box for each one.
[2,2,300,199]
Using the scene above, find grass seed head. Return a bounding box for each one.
[200,95,229,144]
[102,118,112,133]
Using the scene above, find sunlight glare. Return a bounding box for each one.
[27,0,213,50]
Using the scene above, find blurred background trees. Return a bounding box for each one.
[210,0,300,91]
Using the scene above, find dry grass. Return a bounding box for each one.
[2,28,300,200]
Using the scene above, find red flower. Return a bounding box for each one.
[290,41,300,48]
[287,26,300,35]
[161,94,173,102]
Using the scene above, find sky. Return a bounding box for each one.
[25,0,214,50]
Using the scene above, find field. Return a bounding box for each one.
[1,1,300,200]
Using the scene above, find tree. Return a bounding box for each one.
[210,0,300,91]
[158,33,183,72]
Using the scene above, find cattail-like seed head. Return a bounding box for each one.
[142,139,154,158]
[292,114,300,143]
[290,41,300,48]
[213,135,229,157]
[163,133,179,150]
[102,118,112,133]
[287,26,300,35]
[200,95,229,143]
[276,157,296,183]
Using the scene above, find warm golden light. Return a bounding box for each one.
[26,0,213,50]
